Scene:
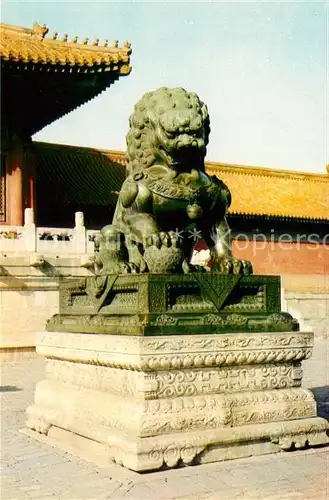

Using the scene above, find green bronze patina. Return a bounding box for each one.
[47,273,298,335]
[94,87,251,275]
[47,87,298,334]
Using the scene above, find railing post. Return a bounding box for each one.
[23,208,37,252]
[74,211,86,254]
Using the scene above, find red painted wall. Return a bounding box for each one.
[232,239,329,275]
[194,238,329,275]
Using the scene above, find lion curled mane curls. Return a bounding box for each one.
[126,87,210,173]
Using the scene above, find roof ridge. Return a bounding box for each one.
[206,162,329,182]
[0,21,131,54]
[33,141,127,157]
[0,23,32,35]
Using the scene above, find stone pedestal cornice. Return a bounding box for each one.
[37,331,313,370]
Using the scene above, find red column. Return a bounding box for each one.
[25,147,37,222]
[6,145,23,226]
[3,138,36,226]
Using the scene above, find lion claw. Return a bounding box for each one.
[213,257,253,275]
[145,231,181,250]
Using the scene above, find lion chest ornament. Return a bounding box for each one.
[95,87,252,275]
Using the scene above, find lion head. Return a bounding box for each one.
[126,87,210,173]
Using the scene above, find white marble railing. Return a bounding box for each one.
[0,209,209,270]
[0,209,99,256]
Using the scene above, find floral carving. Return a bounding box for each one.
[202,314,224,325]
[0,230,22,239]
[152,315,178,326]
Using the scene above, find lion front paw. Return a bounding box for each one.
[212,257,253,275]
[144,231,185,273]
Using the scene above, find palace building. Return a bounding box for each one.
[30,141,329,279]
[1,22,328,279]
[0,21,131,225]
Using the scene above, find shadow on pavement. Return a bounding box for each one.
[0,385,22,392]
[310,386,329,420]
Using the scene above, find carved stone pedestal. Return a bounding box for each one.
[27,330,329,471]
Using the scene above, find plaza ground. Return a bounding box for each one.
[1,337,328,500]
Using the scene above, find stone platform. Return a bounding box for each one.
[26,329,329,471]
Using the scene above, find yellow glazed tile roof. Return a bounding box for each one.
[98,150,329,221]
[206,162,329,221]
[32,144,329,221]
[0,22,131,74]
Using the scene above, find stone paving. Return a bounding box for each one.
[1,338,328,500]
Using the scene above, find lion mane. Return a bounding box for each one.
[126,87,211,173]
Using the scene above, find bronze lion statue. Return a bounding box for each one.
[95,87,252,275]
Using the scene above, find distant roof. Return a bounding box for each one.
[34,142,126,208]
[206,162,329,222]
[33,142,329,222]
[0,22,131,73]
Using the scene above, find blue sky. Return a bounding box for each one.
[2,1,327,173]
